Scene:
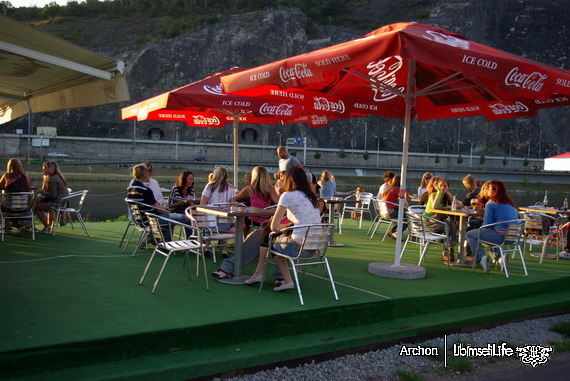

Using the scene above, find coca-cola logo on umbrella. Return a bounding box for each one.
[313,97,345,113]
[279,63,313,83]
[504,67,548,92]
[311,115,328,125]
[488,101,529,115]
[366,56,404,102]
[259,103,294,116]
[422,30,470,50]
[203,84,225,95]
[192,115,221,125]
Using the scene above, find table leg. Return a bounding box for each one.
[457,216,466,261]
[328,203,344,247]
[218,216,248,285]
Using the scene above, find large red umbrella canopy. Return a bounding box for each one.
[221,22,570,266]
[121,67,347,186]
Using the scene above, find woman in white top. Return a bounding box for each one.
[201,166,237,230]
[417,172,432,198]
[245,167,321,291]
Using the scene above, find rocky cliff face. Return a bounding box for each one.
[8,0,569,158]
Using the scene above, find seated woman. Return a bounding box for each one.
[168,170,195,214]
[417,172,432,198]
[318,170,337,198]
[212,166,281,280]
[200,166,237,231]
[382,175,408,239]
[419,176,439,205]
[466,181,519,273]
[0,158,33,235]
[34,161,69,233]
[423,177,462,261]
[244,167,321,291]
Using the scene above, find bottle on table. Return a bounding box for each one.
[451,195,457,211]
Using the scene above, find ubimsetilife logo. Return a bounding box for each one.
[399,336,554,368]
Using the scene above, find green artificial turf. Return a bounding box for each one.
[1,219,569,379]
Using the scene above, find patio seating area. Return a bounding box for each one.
[1,218,570,380]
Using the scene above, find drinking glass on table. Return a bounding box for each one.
[470,198,478,209]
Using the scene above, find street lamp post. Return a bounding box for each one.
[374,135,380,167]
[468,140,474,167]
[277,131,281,146]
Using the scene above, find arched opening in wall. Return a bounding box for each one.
[148,128,164,141]
[241,128,258,144]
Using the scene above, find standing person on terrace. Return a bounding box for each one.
[417,172,432,198]
[377,171,395,199]
[276,146,302,174]
[168,170,195,214]
[245,167,321,292]
[466,181,519,273]
[34,161,69,233]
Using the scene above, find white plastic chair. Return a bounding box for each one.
[258,223,338,306]
[471,219,527,278]
[1,192,35,242]
[185,206,235,264]
[520,211,563,263]
[369,198,400,241]
[400,210,451,267]
[140,213,208,293]
[339,192,373,230]
[51,190,89,237]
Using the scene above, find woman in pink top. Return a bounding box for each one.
[232,166,279,226]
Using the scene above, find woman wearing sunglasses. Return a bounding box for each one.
[466,181,518,273]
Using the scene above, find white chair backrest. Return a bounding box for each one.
[406,211,425,237]
[187,206,217,230]
[3,192,33,211]
[377,199,395,219]
[358,193,374,207]
[146,213,166,244]
[302,224,334,251]
[408,205,426,215]
[504,219,525,244]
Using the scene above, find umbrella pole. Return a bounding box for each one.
[394,59,415,267]
[233,115,239,189]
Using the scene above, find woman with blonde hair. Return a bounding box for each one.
[34,161,69,232]
[417,172,432,198]
[232,166,279,225]
[201,166,237,231]
[318,170,337,198]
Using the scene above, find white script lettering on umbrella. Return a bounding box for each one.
[366,56,404,102]
[279,64,313,82]
[422,30,470,50]
[488,101,529,115]
[259,103,294,116]
[313,97,345,113]
[504,67,547,92]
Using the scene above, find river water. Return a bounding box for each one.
[74,181,568,222]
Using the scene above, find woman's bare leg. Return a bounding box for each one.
[248,247,268,278]
[275,259,293,284]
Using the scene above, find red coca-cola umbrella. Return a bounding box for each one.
[221,22,570,266]
[121,67,344,186]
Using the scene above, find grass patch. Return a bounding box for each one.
[396,369,424,381]
[550,321,570,351]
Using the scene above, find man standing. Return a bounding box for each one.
[276,146,302,174]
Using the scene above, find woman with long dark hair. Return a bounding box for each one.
[466,180,519,272]
[245,167,321,291]
[34,161,69,232]
[168,170,195,214]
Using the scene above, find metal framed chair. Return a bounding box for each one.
[50,190,89,237]
[140,213,208,293]
[520,211,563,263]
[185,205,235,264]
[400,210,451,267]
[258,223,337,306]
[1,192,35,242]
[471,219,527,278]
[123,199,155,256]
[369,198,400,241]
[339,192,373,230]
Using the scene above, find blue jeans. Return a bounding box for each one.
[467,228,504,262]
[218,230,283,280]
